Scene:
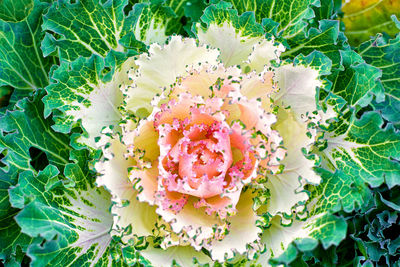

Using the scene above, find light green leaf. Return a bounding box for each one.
[43,53,135,147]
[358,32,400,127]
[9,149,118,266]
[324,111,400,189]
[0,0,54,100]
[307,213,347,249]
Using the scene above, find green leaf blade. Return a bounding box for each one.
[0,0,54,100]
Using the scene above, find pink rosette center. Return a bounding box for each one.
[151,93,258,217]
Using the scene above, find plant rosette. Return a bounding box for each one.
[94,22,334,266]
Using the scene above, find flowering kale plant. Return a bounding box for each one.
[1,0,400,266]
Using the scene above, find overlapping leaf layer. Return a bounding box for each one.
[0,0,399,266]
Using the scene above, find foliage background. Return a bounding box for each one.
[0,0,399,266]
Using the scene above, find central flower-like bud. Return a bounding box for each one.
[159,118,233,199]
[154,93,258,217]
[128,64,285,222]
[95,36,324,264]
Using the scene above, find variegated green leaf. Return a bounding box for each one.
[196,1,264,37]
[0,0,34,22]
[282,20,345,69]
[41,0,182,62]
[0,0,54,106]
[328,49,384,108]
[9,150,119,266]
[43,53,133,148]
[217,0,319,40]
[358,30,400,127]
[0,90,71,262]
[325,111,400,189]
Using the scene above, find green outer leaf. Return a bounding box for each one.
[325,111,400,189]
[0,0,34,22]
[42,0,139,61]
[0,90,71,261]
[269,214,346,265]
[269,243,298,265]
[43,52,133,147]
[9,149,117,266]
[308,213,347,249]
[380,193,400,212]
[196,1,264,37]
[0,93,71,173]
[329,49,384,108]
[282,20,343,69]
[0,0,54,97]
[177,0,208,35]
[311,0,341,22]
[358,32,400,127]
[41,0,182,62]
[219,0,319,40]
[0,169,39,262]
[311,168,373,213]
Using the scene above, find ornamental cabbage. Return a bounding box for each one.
[1,1,399,266]
[94,23,333,265]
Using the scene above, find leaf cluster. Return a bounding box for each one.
[0,0,399,266]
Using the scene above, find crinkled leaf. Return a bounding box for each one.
[0,0,54,102]
[311,168,373,213]
[9,149,119,266]
[282,20,344,69]
[0,90,71,261]
[42,0,140,61]
[358,32,400,127]
[328,50,384,108]
[43,53,134,148]
[350,188,400,266]
[342,0,400,46]
[0,168,39,262]
[308,213,347,249]
[197,1,264,37]
[0,92,71,173]
[324,111,400,189]
[218,0,319,40]
[41,0,184,62]
[269,214,347,265]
